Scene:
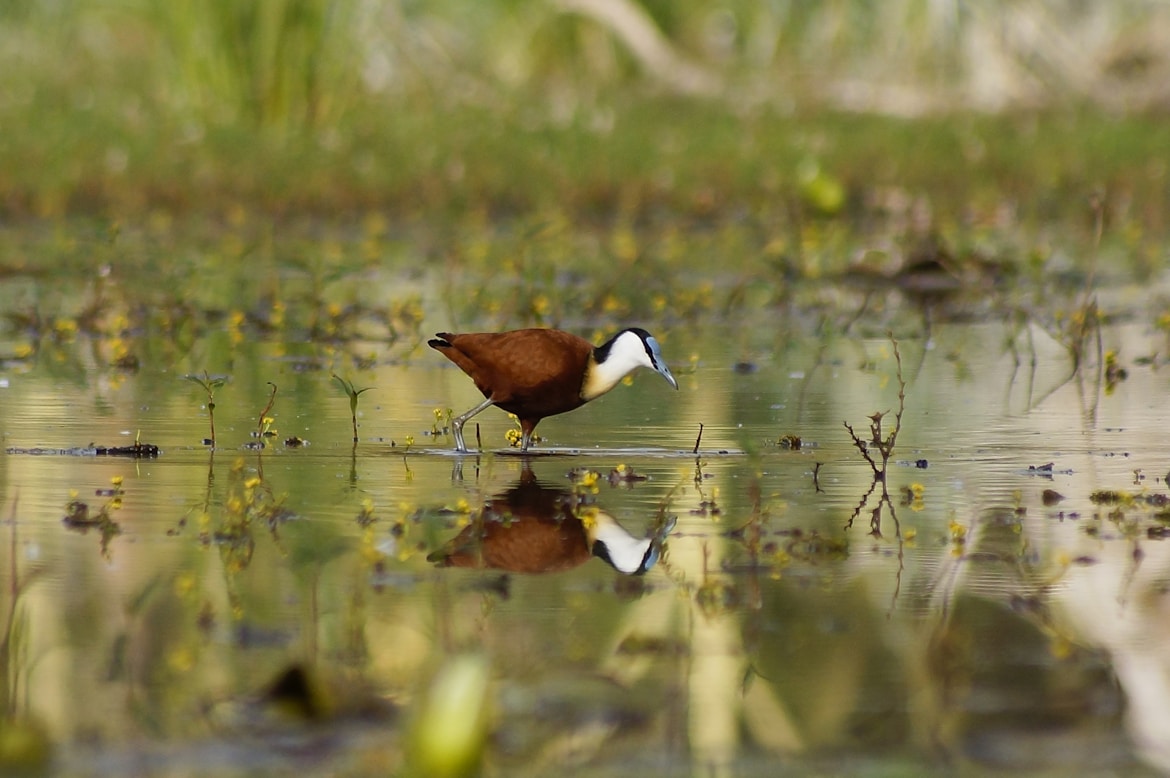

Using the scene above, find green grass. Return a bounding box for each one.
[3,93,1167,241]
[1,2,1169,343]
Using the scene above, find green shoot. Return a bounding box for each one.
[333,374,373,443]
[185,371,227,447]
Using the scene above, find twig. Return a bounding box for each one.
[693,423,704,455]
[843,334,907,481]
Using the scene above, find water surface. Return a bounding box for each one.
[3,293,1170,775]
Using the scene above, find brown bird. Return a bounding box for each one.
[428,327,678,452]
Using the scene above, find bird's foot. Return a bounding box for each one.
[452,421,467,452]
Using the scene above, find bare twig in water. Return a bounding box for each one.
[841,334,909,615]
[693,423,704,455]
[843,335,906,481]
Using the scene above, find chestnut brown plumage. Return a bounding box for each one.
[429,327,677,452]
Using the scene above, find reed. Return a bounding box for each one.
[145,0,360,128]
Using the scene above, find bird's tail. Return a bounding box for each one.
[428,333,455,350]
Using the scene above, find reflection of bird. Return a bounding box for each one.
[428,327,678,452]
[427,475,664,575]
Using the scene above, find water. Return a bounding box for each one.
[3,299,1170,775]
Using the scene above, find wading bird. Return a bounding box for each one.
[429,327,678,452]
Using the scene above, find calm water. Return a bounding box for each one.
[4,281,1170,775]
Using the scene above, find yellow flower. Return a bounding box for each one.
[167,647,195,673]
[577,505,598,529]
[610,227,638,261]
[110,475,124,487]
[269,300,285,327]
[53,319,78,342]
[174,572,197,596]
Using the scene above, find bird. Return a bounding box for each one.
[428,327,678,452]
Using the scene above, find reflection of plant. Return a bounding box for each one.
[3,500,42,715]
[1,500,53,771]
[201,459,294,575]
[62,476,125,559]
[333,374,373,443]
[185,371,227,447]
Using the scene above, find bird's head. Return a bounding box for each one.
[600,328,678,390]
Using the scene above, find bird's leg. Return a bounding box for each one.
[451,396,496,452]
[519,420,537,453]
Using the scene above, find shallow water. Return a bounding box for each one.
[4,292,1170,775]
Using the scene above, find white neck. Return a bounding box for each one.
[581,331,649,401]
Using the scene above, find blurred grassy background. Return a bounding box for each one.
[1,0,1168,229]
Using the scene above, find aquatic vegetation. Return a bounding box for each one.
[776,433,802,450]
[249,382,279,449]
[332,374,373,444]
[61,476,126,559]
[429,407,452,442]
[2,500,51,772]
[408,654,491,778]
[185,371,227,446]
[5,5,1170,774]
[607,462,647,487]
